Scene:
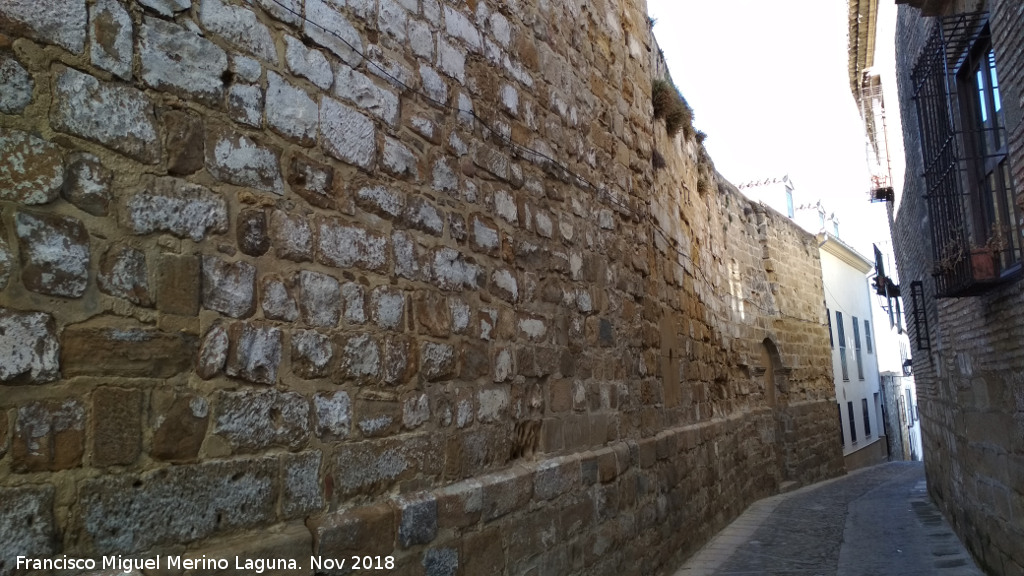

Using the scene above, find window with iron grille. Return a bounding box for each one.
[911,12,1021,297]
[836,311,849,381]
[853,316,864,380]
[862,398,871,437]
[909,281,932,351]
[864,319,873,354]
[838,404,845,446]
[848,401,858,444]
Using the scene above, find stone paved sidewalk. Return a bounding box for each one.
[674,462,985,576]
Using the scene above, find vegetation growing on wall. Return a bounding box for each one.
[652,78,695,139]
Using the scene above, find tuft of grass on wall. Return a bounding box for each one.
[651,78,695,140]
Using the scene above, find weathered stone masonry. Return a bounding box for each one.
[0,0,843,574]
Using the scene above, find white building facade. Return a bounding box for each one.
[818,235,888,469]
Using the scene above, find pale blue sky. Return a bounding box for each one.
[646,0,894,256]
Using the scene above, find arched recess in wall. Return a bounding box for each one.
[761,337,796,482]
[760,338,788,407]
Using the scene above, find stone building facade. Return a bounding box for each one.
[892,0,1024,574]
[0,0,844,574]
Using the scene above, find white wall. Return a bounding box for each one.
[820,239,884,457]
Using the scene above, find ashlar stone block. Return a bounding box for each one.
[314,391,351,439]
[206,128,284,194]
[201,256,256,318]
[370,286,406,330]
[196,322,230,379]
[97,243,151,306]
[0,486,57,575]
[198,0,277,63]
[316,217,388,272]
[151,393,208,462]
[292,329,333,379]
[61,321,198,378]
[15,210,90,298]
[237,208,270,257]
[0,0,87,53]
[213,388,309,452]
[298,270,341,327]
[163,109,205,176]
[92,387,142,467]
[260,275,299,322]
[285,36,333,90]
[62,152,113,216]
[78,457,279,553]
[0,308,59,384]
[288,153,337,209]
[320,96,376,170]
[269,209,314,262]
[51,67,161,163]
[333,65,400,127]
[225,322,282,384]
[124,177,228,242]
[0,129,64,205]
[0,53,33,114]
[227,83,263,128]
[139,17,226,106]
[266,71,318,145]
[304,0,363,67]
[90,0,133,79]
[282,451,323,519]
[12,399,85,472]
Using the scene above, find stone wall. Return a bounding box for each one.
[892,2,1024,575]
[0,0,843,574]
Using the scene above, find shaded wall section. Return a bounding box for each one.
[0,0,843,574]
[892,2,1024,574]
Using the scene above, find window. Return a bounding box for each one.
[905,389,914,425]
[909,281,932,351]
[833,220,840,237]
[853,316,864,380]
[864,319,873,354]
[786,188,794,218]
[836,311,849,381]
[862,398,871,437]
[911,13,1021,296]
[874,392,881,437]
[838,404,845,446]
[848,401,857,443]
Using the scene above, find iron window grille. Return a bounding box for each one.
[864,319,873,354]
[836,311,850,382]
[847,401,858,444]
[853,316,864,380]
[910,11,1021,297]
[838,404,845,446]
[909,281,932,352]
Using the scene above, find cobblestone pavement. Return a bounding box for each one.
[674,462,986,576]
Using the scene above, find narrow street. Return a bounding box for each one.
[675,462,985,576]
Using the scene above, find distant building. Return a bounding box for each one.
[869,244,923,462]
[738,176,840,236]
[738,179,887,469]
[818,234,887,469]
[870,0,1024,572]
